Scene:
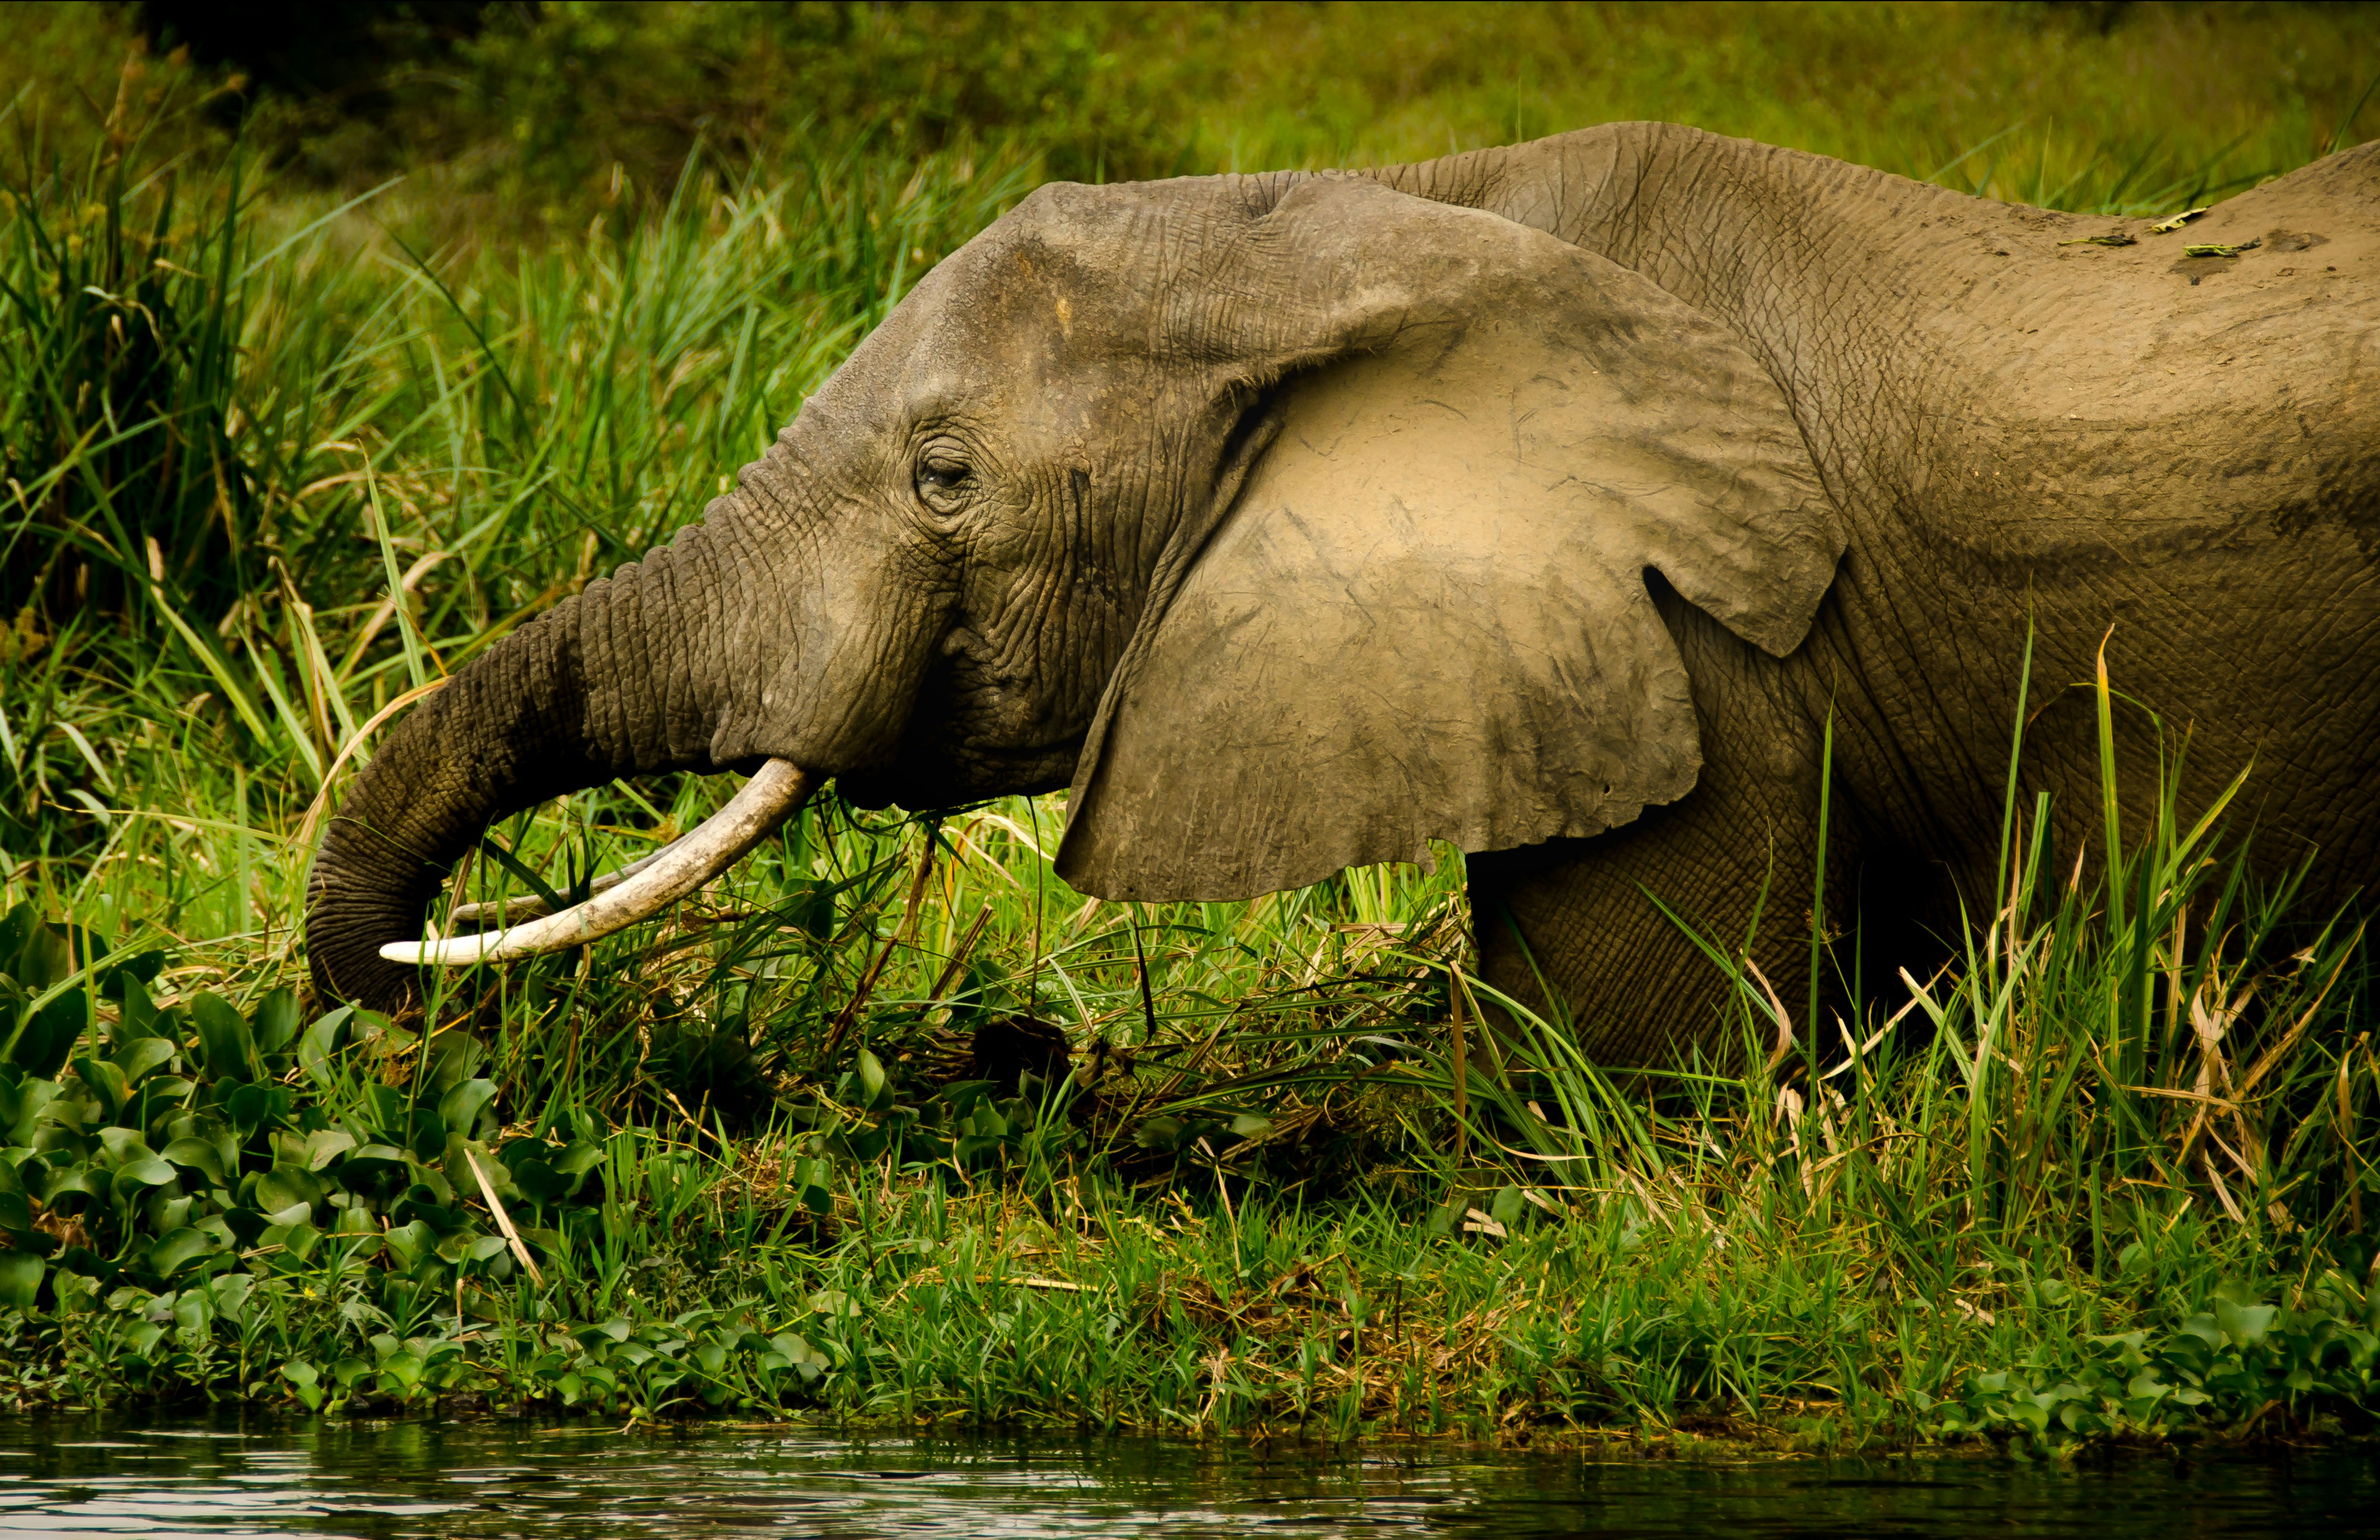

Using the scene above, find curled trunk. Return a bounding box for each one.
[306,523,732,1012]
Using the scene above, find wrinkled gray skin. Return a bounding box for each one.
[308,123,2380,1062]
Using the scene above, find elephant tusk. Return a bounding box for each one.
[445,842,676,927]
[377,758,814,968]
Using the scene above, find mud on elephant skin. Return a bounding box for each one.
[304,121,2380,1064]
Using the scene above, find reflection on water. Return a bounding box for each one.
[0,1416,2372,1539]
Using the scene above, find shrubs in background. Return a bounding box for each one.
[9,2,2375,242]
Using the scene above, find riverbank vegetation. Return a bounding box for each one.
[2,2,2376,1450]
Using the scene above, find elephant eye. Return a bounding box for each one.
[914,447,974,511]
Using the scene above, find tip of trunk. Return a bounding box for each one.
[303,618,607,1014]
[305,850,443,1013]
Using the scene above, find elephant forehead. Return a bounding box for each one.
[861,269,1159,432]
[905,177,1283,358]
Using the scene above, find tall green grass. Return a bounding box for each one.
[0,87,1037,866]
[1448,643,2377,1310]
[0,60,2374,1444]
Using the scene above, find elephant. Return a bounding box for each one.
[304,121,2380,1065]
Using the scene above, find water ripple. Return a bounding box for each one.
[0,1416,2371,1539]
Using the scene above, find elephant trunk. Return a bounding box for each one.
[305,517,743,1013]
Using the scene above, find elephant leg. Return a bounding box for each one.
[1466,582,1951,1068]
[1468,772,1825,1069]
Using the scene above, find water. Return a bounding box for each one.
[0,1416,2371,1538]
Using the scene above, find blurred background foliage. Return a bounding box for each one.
[8,2,2376,242]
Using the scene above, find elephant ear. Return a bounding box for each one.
[1056,177,1840,900]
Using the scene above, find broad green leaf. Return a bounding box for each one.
[0,1249,44,1309]
[437,1079,498,1139]
[396,1182,466,1237]
[406,1110,447,1164]
[172,1292,214,1335]
[509,1156,571,1206]
[221,1208,271,1247]
[426,1032,487,1093]
[99,1126,155,1162]
[147,1226,212,1278]
[188,993,256,1083]
[554,1140,604,1178]
[771,1332,829,1381]
[111,975,162,1039]
[118,1157,178,1188]
[226,1082,290,1136]
[250,988,302,1055]
[40,1165,102,1203]
[274,1222,323,1262]
[304,1128,357,1170]
[1,1077,55,1146]
[74,1060,131,1125]
[160,1138,227,1186]
[0,906,34,986]
[112,1037,177,1087]
[297,1007,354,1085]
[2127,1370,2174,1404]
[2,908,70,993]
[10,992,91,1080]
[132,1076,194,1119]
[263,1199,314,1229]
[254,1168,322,1214]
[340,1152,409,1199]
[383,1220,435,1270]
[2215,1295,2277,1348]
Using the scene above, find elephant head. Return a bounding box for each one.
[306,171,1840,1010]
